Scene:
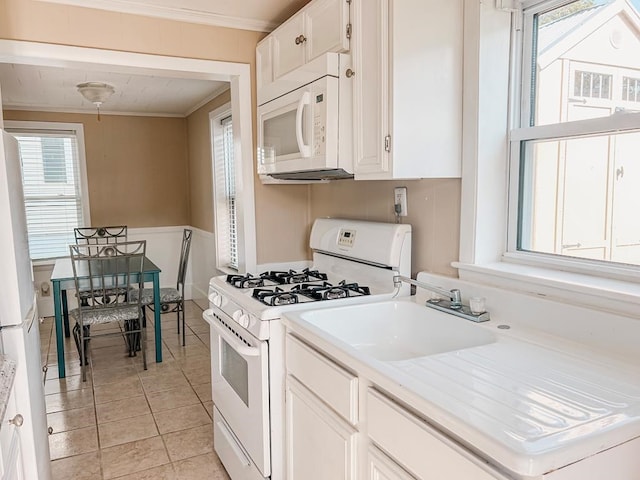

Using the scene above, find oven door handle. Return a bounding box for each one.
[205,310,260,357]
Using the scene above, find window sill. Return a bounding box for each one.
[32,259,59,268]
[453,260,640,318]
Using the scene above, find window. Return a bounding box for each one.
[211,105,239,271]
[511,0,640,272]
[7,122,89,261]
[622,76,640,102]
[574,71,612,99]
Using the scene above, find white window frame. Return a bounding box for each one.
[456,0,640,318]
[5,120,91,264]
[210,101,256,275]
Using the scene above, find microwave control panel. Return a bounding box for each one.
[313,90,326,157]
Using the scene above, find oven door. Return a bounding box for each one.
[204,308,271,477]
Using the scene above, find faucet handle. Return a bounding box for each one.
[450,289,462,310]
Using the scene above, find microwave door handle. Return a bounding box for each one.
[295,91,312,157]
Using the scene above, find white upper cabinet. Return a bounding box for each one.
[305,0,350,63]
[256,36,273,91]
[262,0,351,83]
[272,13,307,79]
[352,0,463,179]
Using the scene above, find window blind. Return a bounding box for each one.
[9,129,85,260]
[221,115,238,270]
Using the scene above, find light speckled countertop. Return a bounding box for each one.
[0,355,17,428]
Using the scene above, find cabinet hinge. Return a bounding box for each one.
[346,23,352,40]
[384,135,391,152]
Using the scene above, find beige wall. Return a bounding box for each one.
[4,110,190,227]
[310,179,461,277]
[187,88,231,233]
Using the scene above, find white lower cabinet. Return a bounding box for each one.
[284,332,508,480]
[368,446,416,480]
[286,376,357,480]
[367,389,507,480]
[0,389,25,480]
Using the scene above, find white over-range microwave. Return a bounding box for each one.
[257,53,353,181]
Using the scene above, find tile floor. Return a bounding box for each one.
[40,301,230,480]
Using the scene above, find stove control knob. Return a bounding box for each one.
[209,292,223,307]
[238,313,250,328]
[232,310,243,322]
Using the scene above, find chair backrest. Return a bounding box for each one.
[69,240,146,312]
[74,226,128,245]
[176,229,193,290]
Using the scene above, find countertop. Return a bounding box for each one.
[0,355,16,428]
[282,297,640,478]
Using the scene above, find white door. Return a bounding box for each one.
[206,309,271,476]
[610,130,640,263]
[273,13,306,79]
[286,376,357,480]
[352,0,390,175]
[256,38,273,90]
[305,0,350,62]
[559,70,615,259]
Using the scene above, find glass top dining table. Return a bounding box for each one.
[50,256,162,378]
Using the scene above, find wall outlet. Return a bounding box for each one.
[394,187,408,216]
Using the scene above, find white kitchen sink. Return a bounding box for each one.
[296,300,497,361]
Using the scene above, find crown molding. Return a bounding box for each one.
[36,0,278,32]
[2,105,187,118]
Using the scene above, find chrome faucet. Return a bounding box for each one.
[393,275,462,309]
[393,275,489,323]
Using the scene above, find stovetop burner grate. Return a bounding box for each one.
[227,268,329,289]
[251,280,371,306]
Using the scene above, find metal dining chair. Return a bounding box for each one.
[129,229,192,346]
[73,226,128,306]
[69,240,147,381]
[74,225,128,244]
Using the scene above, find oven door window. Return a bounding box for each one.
[221,338,249,407]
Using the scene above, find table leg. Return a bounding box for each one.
[152,272,162,363]
[52,281,66,379]
[62,290,70,338]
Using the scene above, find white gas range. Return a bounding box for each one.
[203,218,412,480]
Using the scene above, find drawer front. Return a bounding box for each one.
[286,334,358,425]
[367,389,506,480]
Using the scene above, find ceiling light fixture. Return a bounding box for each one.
[76,82,115,121]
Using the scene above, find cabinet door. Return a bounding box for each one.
[369,446,416,480]
[273,13,306,79]
[0,390,25,480]
[305,0,350,62]
[352,0,390,177]
[256,37,273,90]
[286,376,357,480]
